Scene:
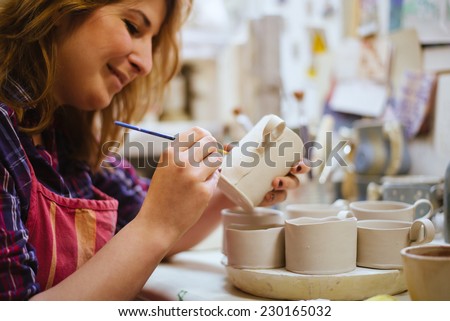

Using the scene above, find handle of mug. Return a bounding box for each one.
[332,199,349,209]
[337,210,354,219]
[258,116,286,151]
[409,218,435,246]
[413,198,434,220]
[430,182,444,204]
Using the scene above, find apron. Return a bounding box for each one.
[24,156,118,290]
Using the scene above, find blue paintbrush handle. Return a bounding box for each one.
[114,121,176,141]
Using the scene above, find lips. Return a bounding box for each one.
[107,64,129,88]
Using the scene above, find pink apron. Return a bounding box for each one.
[24,157,118,290]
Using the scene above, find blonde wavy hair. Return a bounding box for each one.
[0,0,191,169]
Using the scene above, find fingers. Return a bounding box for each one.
[290,160,310,175]
[170,127,219,163]
[196,153,223,181]
[271,160,309,191]
[203,166,222,189]
[173,127,213,153]
[257,160,309,207]
[259,190,288,207]
[165,127,222,181]
[223,143,235,153]
[272,173,300,191]
[191,135,220,163]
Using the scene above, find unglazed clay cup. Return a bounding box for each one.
[401,245,450,300]
[366,175,443,217]
[349,199,434,221]
[357,218,435,269]
[285,199,349,220]
[226,224,285,269]
[218,114,303,212]
[221,207,284,255]
[285,214,357,275]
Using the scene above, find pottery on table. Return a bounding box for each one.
[226,265,407,301]
[226,224,285,269]
[285,199,348,220]
[401,245,450,300]
[357,218,435,269]
[285,215,357,275]
[218,114,303,212]
[221,207,284,255]
[349,199,434,221]
[367,175,443,217]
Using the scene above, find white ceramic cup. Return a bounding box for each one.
[366,175,443,216]
[285,214,357,275]
[221,207,284,255]
[401,245,450,300]
[226,224,285,269]
[218,114,303,211]
[349,199,434,221]
[357,218,435,269]
[285,199,349,220]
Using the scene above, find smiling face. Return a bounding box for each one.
[53,0,166,110]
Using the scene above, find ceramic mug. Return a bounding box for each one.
[367,175,443,216]
[401,245,450,300]
[357,218,435,269]
[226,224,285,269]
[218,114,303,211]
[285,199,348,220]
[285,214,357,275]
[221,207,284,255]
[349,199,434,221]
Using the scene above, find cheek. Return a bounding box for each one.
[108,30,133,56]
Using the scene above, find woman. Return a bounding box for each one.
[0,0,307,300]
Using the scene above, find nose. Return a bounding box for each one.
[128,38,153,76]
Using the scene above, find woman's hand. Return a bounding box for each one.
[140,127,223,240]
[221,143,310,207]
[258,161,310,207]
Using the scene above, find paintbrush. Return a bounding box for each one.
[115,121,176,140]
[115,121,227,154]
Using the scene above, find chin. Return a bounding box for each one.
[86,94,115,111]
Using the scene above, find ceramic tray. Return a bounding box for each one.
[225,265,406,301]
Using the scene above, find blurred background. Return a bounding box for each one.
[125,0,450,208]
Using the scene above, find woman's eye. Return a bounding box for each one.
[123,19,139,35]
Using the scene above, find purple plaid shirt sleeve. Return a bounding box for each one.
[0,106,40,300]
[93,159,150,232]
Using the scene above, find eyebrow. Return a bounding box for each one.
[130,9,151,28]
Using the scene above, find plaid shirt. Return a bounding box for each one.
[0,98,149,300]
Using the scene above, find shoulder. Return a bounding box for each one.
[0,107,39,300]
[0,102,32,210]
[0,102,16,121]
[0,103,20,140]
[0,103,27,163]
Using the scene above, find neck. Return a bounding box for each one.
[32,134,43,146]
